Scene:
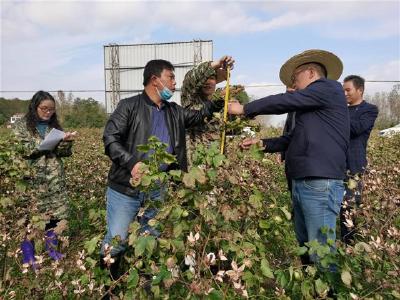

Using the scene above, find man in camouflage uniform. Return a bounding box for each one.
[13,119,73,221]
[181,55,235,164]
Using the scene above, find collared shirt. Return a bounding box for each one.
[148,103,173,171]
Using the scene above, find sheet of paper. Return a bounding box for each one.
[38,128,65,151]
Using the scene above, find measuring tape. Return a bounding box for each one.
[220,66,230,154]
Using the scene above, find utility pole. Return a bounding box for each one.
[193,39,203,66]
[109,44,120,111]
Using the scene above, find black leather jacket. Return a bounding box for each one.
[103,91,223,196]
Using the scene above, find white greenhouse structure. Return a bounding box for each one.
[104,40,213,113]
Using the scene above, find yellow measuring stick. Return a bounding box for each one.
[220,66,230,154]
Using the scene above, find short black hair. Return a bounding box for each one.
[143,59,174,86]
[344,75,365,92]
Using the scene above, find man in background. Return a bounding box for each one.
[340,75,378,244]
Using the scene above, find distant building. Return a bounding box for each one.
[10,113,24,124]
[104,40,213,114]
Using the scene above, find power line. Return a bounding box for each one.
[0,81,399,94]
[0,90,105,93]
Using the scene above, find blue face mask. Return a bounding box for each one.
[157,79,174,101]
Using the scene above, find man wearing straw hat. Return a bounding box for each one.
[228,49,350,265]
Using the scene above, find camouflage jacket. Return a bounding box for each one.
[181,62,224,143]
[13,119,73,219]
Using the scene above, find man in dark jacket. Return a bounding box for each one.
[228,49,350,264]
[340,75,378,244]
[100,59,223,264]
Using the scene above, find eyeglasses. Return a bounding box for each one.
[38,106,56,113]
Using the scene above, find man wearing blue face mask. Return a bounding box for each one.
[156,77,174,101]
[100,59,223,284]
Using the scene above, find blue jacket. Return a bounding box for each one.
[347,101,378,174]
[244,78,350,180]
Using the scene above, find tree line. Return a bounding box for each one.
[366,84,400,129]
[0,91,108,128]
[1,84,398,129]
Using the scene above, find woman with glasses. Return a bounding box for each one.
[13,90,76,269]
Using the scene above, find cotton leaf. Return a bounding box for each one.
[260,258,274,279]
[347,179,357,190]
[182,172,196,188]
[341,270,352,287]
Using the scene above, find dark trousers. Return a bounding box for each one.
[340,174,363,244]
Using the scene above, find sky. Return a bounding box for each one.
[1,0,399,124]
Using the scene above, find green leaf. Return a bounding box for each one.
[347,178,357,190]
[0,197,14,208]
[80,274,89,285]
[158,238,170,250]
[392,290,400,299]
[250,144,264,160]
[354,241,372,253]
[242,271,258,288]
[169,169,182,179]
[280,206,292,220]
[316,244,330,258]
[171,239,185,252]
[259,219,270,229]
[276,270,288,288]
[212,154,225,167]
[135,236,147,257]
[314,278,328,296]
[341,270,352,287]
[173,223,183,237]
[15,180,27,192]
[228,175,238,184]
[207,169,217,180]
[128,232,137,246]
[136,144,151,153]
[127,268,139,289]
[85,257,97,268]
[295,246,308,256]
[151,285,160,298]
[182,172,196,188]
[301,281,314,299]
[84,236,100,255]
[288,266,293,282]
[190,167,207,184]
[128,222,141,234]
[260,258,274,279]
[169,207,183,221]
[152,265,170,285]
[177,188,189,198]
[161,152,176,164]
[249,191,263,210]
[145,236,156,256]
[206,289,223,300]
[88,208,100,222]
[140,175,152,186]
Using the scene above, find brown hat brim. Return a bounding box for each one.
[279,49,343,87]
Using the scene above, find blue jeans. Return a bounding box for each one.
[292,178,344,262]
[100,187,164,257]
